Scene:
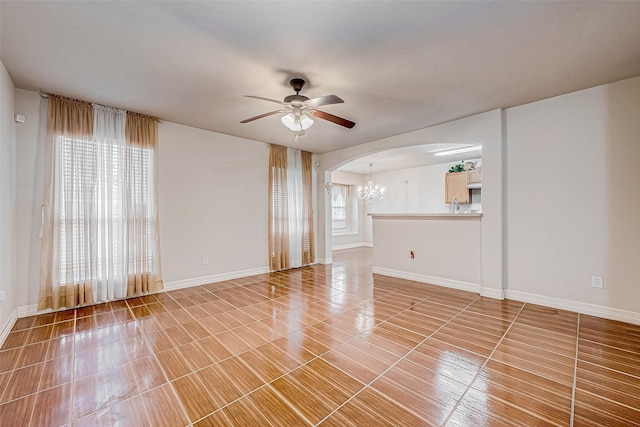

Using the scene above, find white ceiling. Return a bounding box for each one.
[2,1,640,157]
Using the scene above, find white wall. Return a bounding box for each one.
[330,170,370,250]
[0,61,17,333]
[158,122,269,285]
[10,89,270,313]
[368,158,482,214]
[507,76,640,317]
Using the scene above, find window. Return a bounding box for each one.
[268,145,314,271]
[54,135,156,285]
[55,135,122,284]
[331,184,356,234]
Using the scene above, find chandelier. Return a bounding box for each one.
[357,163,385,203]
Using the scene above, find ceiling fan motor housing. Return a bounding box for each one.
[284,94,309,104]
[289,78,306,93]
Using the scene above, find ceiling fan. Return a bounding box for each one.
[240,78,355,140]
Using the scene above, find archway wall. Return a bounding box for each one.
[316,109,505,297]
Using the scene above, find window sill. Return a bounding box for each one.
[332,231,359,237]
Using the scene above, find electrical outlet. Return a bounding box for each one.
[591,275,604,289]
[0,290,5,301]
[202,256,209,265]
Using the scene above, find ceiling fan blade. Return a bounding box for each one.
[305,95,344,108]
[310,110,356,129]
[243,95,283,105]
[239,110,281,124]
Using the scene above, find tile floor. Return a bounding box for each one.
[1,248,639,426]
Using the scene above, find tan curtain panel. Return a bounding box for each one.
[125,112,163,296]
[268,145,290,271]
[301,151,315,265]
[39,96,94,310]
[126,112,158,148]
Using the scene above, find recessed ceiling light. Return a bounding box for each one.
[433,146,482,156]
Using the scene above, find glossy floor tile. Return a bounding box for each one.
[1,247,639,426]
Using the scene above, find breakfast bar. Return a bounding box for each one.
[369,213,483,293]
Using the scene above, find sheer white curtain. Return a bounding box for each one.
[52,105,128,304]
[92,105,128,301]
[287,148,303,268]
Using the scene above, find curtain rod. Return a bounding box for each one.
[39,92,160,121]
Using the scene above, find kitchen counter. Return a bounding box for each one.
[369,213,482,220]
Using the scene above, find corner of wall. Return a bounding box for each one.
[0,60,17,341]
[0,308,18,348]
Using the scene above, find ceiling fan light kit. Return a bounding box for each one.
[240,78,355,141]
[281,107,313,131]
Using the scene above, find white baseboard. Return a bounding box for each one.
[372,266,481,294]
[316,258,333,265]
[505,290,640,326]
[18,304,43,318]
[481,287,505,300]
[164,266,270,291]
[332,242,373,251]
[14,267,271,319]
[0,308,18,348]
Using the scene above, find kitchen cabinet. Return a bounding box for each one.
[445,170,481,203]
[467,170,481,183]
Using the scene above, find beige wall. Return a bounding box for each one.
[318,110,505,297]
[507,76,640,315]
[372,217,482,288]
[13,90,42,308]
[0,61,17,332]
[158,122,269,285]
[322,76,640,320]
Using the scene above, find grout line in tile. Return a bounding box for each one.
[66,314,77,426]
[440,300,527,426]
[141,326,192,426]
[315,293,481,426]
[189,346,323,425]
[570,313,580,427]
[239,364,315,426]
[27,335,53,427]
